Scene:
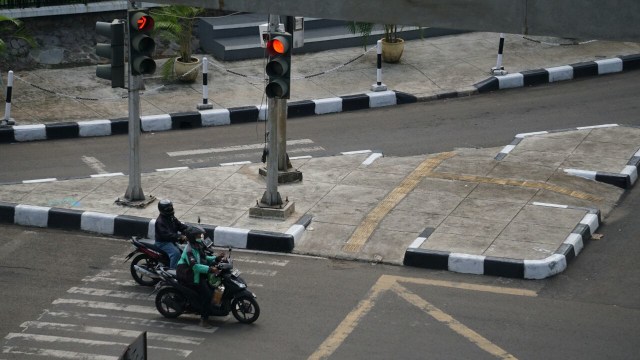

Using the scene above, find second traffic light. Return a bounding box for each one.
[95,20,125,88]
[265,32,292,99]
[128,10,156,76]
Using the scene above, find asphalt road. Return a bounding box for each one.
[1,216,638,359]
[0,71,639,183]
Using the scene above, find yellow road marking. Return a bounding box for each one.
[342,152,457,253]
[427,172,603,202]
[307,275,536,360]
[391,282,518,360]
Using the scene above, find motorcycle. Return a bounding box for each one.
[124,236,214,286]
[153,249,260,324]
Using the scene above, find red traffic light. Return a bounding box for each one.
[136,15,153,30]
[267,36,289,56]
[130,12,154,32]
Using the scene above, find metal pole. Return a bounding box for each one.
[197,57,213,110]
[1,71,14,125]
[277,97,287,171]
[491,33,507,75]
[123,1,145,202]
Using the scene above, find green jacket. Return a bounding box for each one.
[177,243,217,284]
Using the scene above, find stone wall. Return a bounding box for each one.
[1,10,214,71]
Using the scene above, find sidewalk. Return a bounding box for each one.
[1,32,640,279]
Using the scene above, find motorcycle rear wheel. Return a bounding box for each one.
[130,253,160,286]
[156,287,186,318]
[231,295,260,324]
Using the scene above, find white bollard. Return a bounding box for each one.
[371,40,387,91]
[1,70,15,126]
[197,57,213,110]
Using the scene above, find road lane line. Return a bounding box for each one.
[343,152,457,252]
[167,139,314,157]
[67,287,153,301]
[391,282,518,360]
[391,276,538,297]
[81,156,108,174]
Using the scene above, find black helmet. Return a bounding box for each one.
[158,199,174,216]
[185,225,206,243]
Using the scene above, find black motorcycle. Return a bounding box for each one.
[153,250,260,324]
[124,236,214,286]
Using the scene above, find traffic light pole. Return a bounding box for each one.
[260,15,283,207]
[124,74,145,202]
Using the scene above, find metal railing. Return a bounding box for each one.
[0,0,112,10]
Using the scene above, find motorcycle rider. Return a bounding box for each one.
[176,225,224,329]
[155,199,188,269]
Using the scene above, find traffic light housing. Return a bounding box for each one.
[128,10,156,76]
[265,32,292,99]
[95,20,125,88]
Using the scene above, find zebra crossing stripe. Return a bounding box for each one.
[2,346,118,360]
[235,257,289,266]
[51,299,157,315]
[68,287,153,301]
[82,276,138,287]
[44,310,219,334]
[5,333,191,357]
[20,321,203,345]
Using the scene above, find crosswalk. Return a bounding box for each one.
[2,251,286,359]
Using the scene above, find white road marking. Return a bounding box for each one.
[220,161,252,166]
[20,321,203,345]
[2,346,118,360]
[234,257,289,267]
[90,172,124,178]
[241,269,278,277]
[51,299,157,315]
[341,150,372,155]
[67,287,152,301]
[362,152,383,166]
[82,276,138,287]
[23,178,57,183]
[176,146,325,165]
[44,310,219,334]
[156,166,189,172]
[81,156,108,174]
[167,139,315,157]
[4,333,191,357]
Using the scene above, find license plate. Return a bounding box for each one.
[232,269,240,277]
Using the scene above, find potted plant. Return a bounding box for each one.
[381,24,404,63]
[151,5,205,82]
[346,21,405,63]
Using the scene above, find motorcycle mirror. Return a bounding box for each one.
[197,216,201,224]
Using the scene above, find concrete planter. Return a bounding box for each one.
[381,38,405,63]
[174,57,201,83]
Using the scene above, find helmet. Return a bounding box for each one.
[158,199,174,216]
[185,225,206,243]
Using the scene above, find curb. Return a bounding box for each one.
[495,123,640,189]
[0,90,417,143]
[474,54,640,93]
[0,201,313,253]
[403,204,601,279]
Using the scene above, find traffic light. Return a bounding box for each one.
[128,10,156,76]
[95,20,125,88]
[265,32,292,99]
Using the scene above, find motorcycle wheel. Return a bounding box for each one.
[231,295,260,324]
[130,254,159,286]
[155,287,186,318]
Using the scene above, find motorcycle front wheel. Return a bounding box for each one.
[231,295,260,324]
[155,287,187,318]
[130,253,159,286]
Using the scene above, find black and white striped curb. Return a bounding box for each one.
[0,201,312,253]
[403,203,601,279]
[474,54,640,93]
[495,123,640,189]
[0,91,416,143]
